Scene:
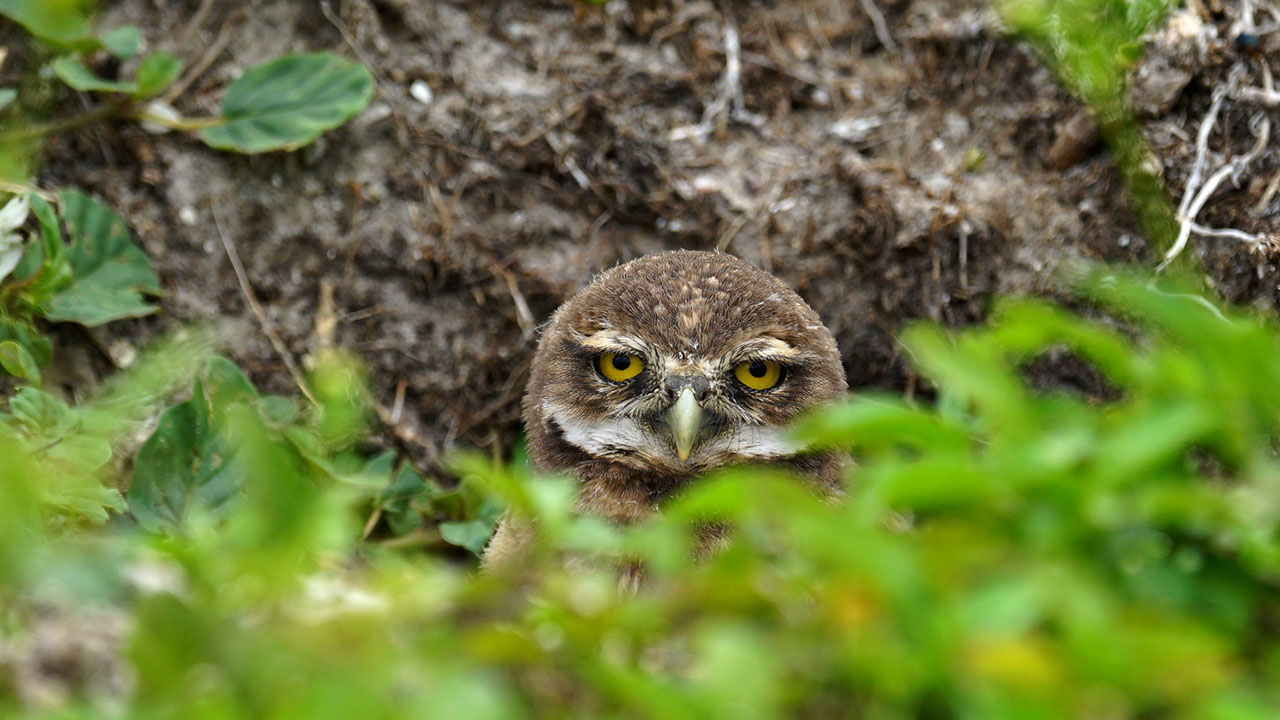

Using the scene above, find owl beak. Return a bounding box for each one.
[668,386,703,462]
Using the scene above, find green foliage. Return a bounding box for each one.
[199,54,377,153]
[133,52,183,100]
[0,338,40,382]
[0,328,210,539]
[43,189,162,325]
[4,271,1280,718]
[0,386,122,523]
[50,55,140,94]
[128,358,260,533]
[0,7,375,171]
[99,24,140,60]
[1000,0,1181,258]
[0,0,94,49]
[48,50,183,100]
[0,190,160,382]
[128,352,419,537]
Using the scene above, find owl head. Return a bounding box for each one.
[523,251,846,487]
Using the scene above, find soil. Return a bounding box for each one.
[18,0,1280,472]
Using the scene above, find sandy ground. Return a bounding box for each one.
[17,0,1278,469]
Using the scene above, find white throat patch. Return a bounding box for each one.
[542,400,799,471]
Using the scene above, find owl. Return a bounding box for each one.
[483,250,847,567]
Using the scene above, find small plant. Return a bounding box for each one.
[1000,0,1182,260]
[0,326,209,533]
[0,190,160,383]
[127,353,502,555]
[0,385,125,523]
[0,1,375,181]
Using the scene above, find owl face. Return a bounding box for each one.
[525,251,846,478]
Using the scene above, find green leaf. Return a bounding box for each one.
[129,384,235,533]
[793,395,972,453]
[55,482,126,523]
[0,339,40,383]
[30,192,64,264]
[46,433,112,471]
[11,228,43,281]
[15,193,72,298]
[0,88,15,112]
[440,497,503,555]
[439,518,496,555]
[134,52,183,99]
[0,0,94,47]
[43,190,161,326]
[128,357,260,533]
[7,386,76,437]
[51,55,138,94]
[202,356,259,411]
[199,53,375,153]
[375,459,434,536]
[0,318,52,367]
[101,25,141,60]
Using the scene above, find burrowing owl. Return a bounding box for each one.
[483,250,847,567]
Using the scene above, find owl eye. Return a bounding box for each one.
[597,352,645,382]
[734,360,783,391]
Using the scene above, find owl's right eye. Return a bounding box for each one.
[597,352,645,382]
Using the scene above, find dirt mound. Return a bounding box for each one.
[31,0,1273,470]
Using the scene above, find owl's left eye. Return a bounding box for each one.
[734,360,783,391]
[597,352,645,382]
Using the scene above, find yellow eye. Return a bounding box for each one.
[598,352,645,382]
[734,360,783,391]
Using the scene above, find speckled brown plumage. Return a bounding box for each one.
[482,250,847,569]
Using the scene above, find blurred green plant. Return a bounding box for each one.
[4,269,1280,718]
[0,190,160,383]
[0,386,125,523]
[1000,0,1182,262]
[0,3,375,180]
[123,351,500,556]
[0,326,210,544]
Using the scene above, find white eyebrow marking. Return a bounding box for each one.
[578,330,648,353]
[733,336,801,359]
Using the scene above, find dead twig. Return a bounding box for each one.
[668,18,765,142]
[374,399,437,461]
[361,507,383,540]
[512,96,586,148]
[1160,60,1273,270]
[1254,165,1280,214]
[391,378,407,425]
[174,0,216,53]
[858,0,898,51]
[161,18,234,103]
[0,180,54,201]
[1189,222,1271,244]
[320,0,391,85]
[313,279,338,350]
[212,201,317,405]
[493,264,536,340]
[715,212,752,251]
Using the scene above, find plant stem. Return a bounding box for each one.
[0,103,224,146]
[1092,96,1190,272]
[0,103,120,143]
[132,110,224,132]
